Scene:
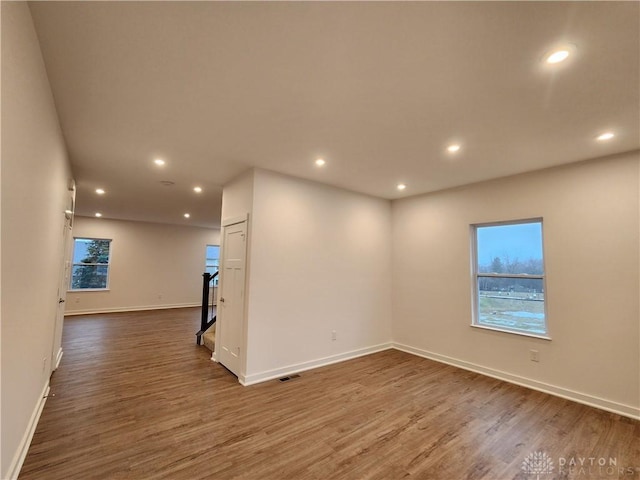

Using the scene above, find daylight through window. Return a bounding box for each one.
[205,245,220,285]
[70,238,112,290]
[472,219,548,337]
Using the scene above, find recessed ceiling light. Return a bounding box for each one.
[95,188,105,195]
[546,49,570,64]
[397,183,407,191]
[315,158,326,167]
[184,213,190,218]
[154,158,165,166]
[542,44,577,65]
[193,186,203,193]
[95,212,102,218]
[596,132,615,141]
[447,144,461,153]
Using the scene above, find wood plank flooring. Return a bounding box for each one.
[19,308,639,479]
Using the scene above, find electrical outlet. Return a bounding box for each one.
[530,349,540,362]
[331,330,337,341]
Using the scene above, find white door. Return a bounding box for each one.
[216,220,247,377]
[51,214,73,371]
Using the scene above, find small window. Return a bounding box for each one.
[70,238,112,290]
[471,219,548,338]
[205,245,220,284]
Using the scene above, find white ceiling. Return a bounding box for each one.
[28,1,639,229]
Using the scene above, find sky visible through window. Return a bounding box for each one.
[475,221,546,336]
[71,238,111,290]
[206,245,220,284]
[476,222,543,267]
[206,245,219,264]
[72,238,93,263]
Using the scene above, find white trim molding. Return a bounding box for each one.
[240,343,393,386]
[393,343,640,421]
[64,302,200,316]
[54,348,63,370]
[222,213,249,228]
[5,382,50,480]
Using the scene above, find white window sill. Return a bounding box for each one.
[471,323,551,341]
[68,288,110,293]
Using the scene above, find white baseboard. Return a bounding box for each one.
[393,342,640,421]
[240,342,393,386]
[54,348,63,370]
[64,302,200,316]
[5,382,50,480]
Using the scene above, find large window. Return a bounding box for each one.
[471,219,548,338]
[70,238,112,290]
[205,245,220,284]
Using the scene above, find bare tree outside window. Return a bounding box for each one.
[472,220,548,337]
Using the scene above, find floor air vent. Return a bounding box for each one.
[279,374,300,382]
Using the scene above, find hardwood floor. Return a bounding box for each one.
[20,308,639,480]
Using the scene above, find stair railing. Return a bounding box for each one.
[196,270,219,345]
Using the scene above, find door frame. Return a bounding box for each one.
[213,214,249,382]
[51,183,75,372]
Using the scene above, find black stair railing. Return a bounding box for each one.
[196,270,219,345]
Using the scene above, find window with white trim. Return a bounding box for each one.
[471,219,548,337]
[205,245,219,285]
[70,238,112,290]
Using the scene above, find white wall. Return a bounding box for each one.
[391,152,640,417]
[65,217,220,314]
[240,169,392,383]
[1,3,74,477]
[220,170,254,224]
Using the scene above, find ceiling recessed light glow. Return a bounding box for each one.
[95,188,105,195]
[315,158,326,167]
[596,132,615,141]
[154,158,165,166]
[184,213,190,218]
[546,49,570,64]
[95,212,102,218]
[397,183,407,191]
[447,144,461,153]
[193,186,203,193]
